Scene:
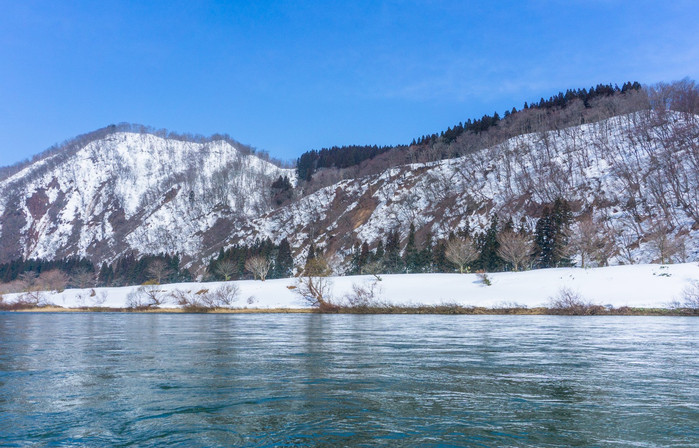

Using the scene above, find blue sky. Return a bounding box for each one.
[1,0,697,166]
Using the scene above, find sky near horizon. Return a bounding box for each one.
[0,1,697,166]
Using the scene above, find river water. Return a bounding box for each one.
[0,313,696,447]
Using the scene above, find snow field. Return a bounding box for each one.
[7,263,699,310]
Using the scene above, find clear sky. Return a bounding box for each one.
[1,0,697,166]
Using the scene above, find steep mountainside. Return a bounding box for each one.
[1,109,698,276]
[225,110,699,270]
[0,132,293,265]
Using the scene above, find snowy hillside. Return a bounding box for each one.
[227,111,699,270]
[1,110,697,276]
[0,131,293,265]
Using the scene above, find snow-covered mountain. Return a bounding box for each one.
[226,110,699,269]
[0,131,293,266]
[1,110,698,275]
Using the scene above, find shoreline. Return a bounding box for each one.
[7,305,697,316]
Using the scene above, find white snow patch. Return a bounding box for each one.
[7,263,698,310]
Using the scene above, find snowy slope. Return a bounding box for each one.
[0,132,293,265]
[7,263,699,310]
[1,111,697,275]
[225,111,699,270]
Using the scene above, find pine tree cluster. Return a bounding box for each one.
[297,145,393,181]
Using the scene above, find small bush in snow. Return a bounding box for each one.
[74,292,87,307]
[494,301,528,311]
[680,281,699,313]
[653,265,672,277]
[126,285,168,309]
[5,290,52,309]
[548,288,603,315]
[476,270,491,286]
[171,289,201,310]
[343,280,383,308]
[202,284,240,308]
[92,291,108,306]
[170,284,239,311]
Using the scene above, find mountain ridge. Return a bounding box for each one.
[0,82,698,280]
[0,131,293,268]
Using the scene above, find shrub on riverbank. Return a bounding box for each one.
[547,287,605,315]
[678,281,699,314]
[168,284,240,312]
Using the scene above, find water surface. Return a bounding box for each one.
[0,313,697,447]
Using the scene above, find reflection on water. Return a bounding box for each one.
[0,313,697,447]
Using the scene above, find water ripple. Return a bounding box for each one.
[0,313,697,447]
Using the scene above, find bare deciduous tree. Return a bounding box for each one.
[361,260,384,280]
[126,285,168,309]
[72,267,95,289]
[295,253,334,309]
[496,231,532,271]
[646,223,684,264]
[245,256,272,281]
[147,260,173,284]
[445,237,478,273]
[303,256,332,277]
[214,259,236,281]
[37,270,68,292]
[296,276,333,308]
[18,271,38,289]
[570,217,599,268]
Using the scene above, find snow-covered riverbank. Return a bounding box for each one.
[4,263,699,310]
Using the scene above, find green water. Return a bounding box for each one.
[0,313,696,447]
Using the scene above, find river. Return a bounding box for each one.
[0,313,696,447]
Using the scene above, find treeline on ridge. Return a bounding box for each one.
[295,81,655,189]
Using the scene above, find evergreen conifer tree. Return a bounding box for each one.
[373,240,385,263]
[477,214,503,272]
[384,229,403,273]
[403,223,420,273]
[274,238,294,278]
[306,243,316,264]
[432,239,451,272]
[359,242,370,274]
[419,232,434,272]
[533,199,572,268]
